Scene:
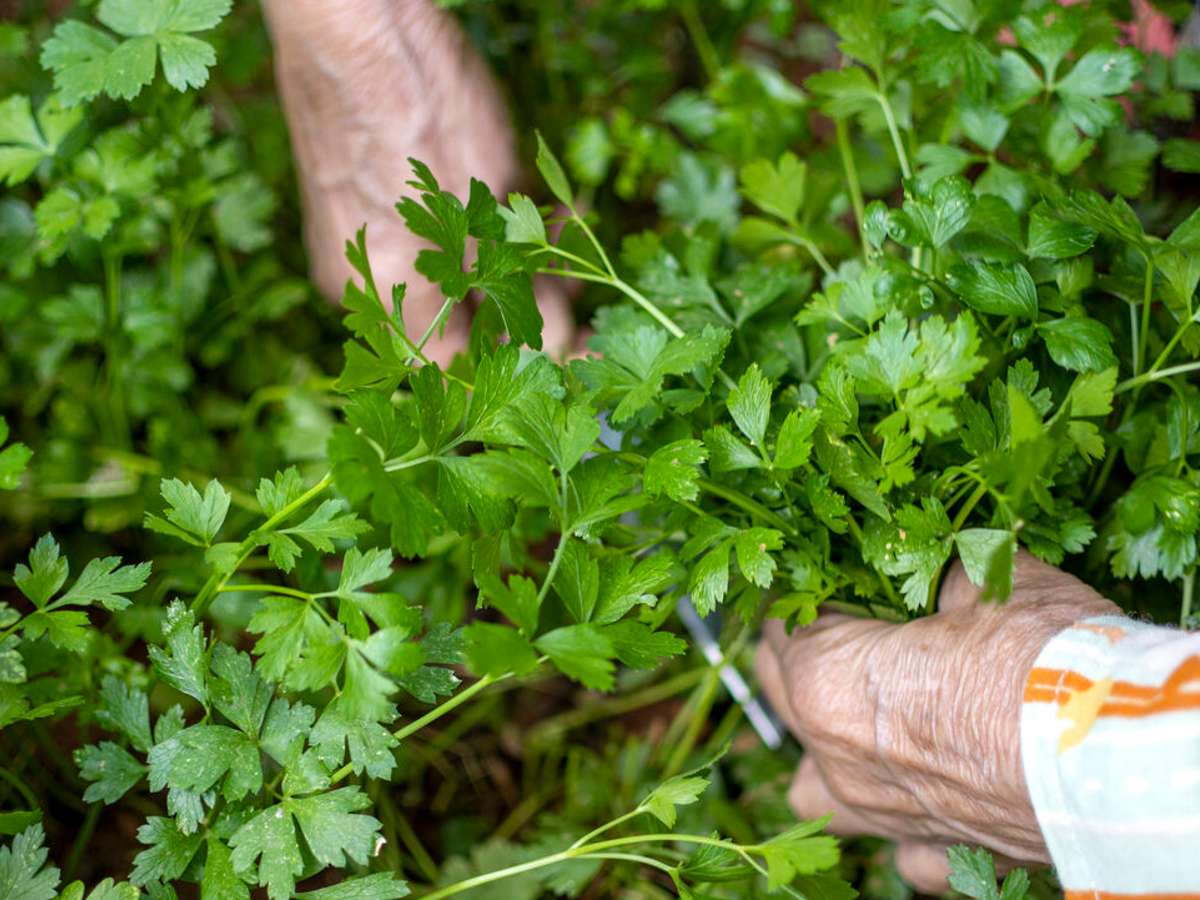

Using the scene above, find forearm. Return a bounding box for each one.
[1022,617,1200,894]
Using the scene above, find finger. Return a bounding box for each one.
[788,757,878,836]
[754,640,803,737]
[531,279,575,361]
[894,842,952,894]
[936,558,980,613]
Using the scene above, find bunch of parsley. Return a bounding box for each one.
[3,0,1200,897]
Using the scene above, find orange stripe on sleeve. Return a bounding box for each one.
[1064,893,1200,899]
[1024,657,1200,719]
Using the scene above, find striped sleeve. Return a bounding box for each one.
[1020,615,1200,898]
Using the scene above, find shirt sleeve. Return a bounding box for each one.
[1021,615,1200,898]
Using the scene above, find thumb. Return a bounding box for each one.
[894,842,952,894]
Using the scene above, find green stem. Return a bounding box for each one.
[570,211,618,282]
[534,243,608,277]
[1136,253,1154,377]
[415,297,457,352]
[423,832,748,900]
[394,671,508,743]
[217,583,313,602]
[786,234,835,278]
[421,852,576,899]
[664,666,721,777]
[876,91,913,179]
[536,530,572,610]
[103,252,130,449]
[835,117,869,258]
[538,268,684,340]
[845,515,900,607]
[680,0,721,81]
[393,805,440,883]
[586,852,678,876]
[192,473,334,616]
[1182,569,1196,628]
[64,801,101,880]
[537,259,738,391]
[695,479,794,534]
[384,454,437,474]
[530,666,708,743]
[0,767,38,809]
[951,482,988,532]
[1115,360,1200,395]
[570,809,644,850]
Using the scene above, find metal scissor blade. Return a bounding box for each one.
[675,596,785,750]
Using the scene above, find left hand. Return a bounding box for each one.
[755,552,1118,891]
[262,0,576,362]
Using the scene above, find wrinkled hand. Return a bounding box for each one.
[261,0,574,362]
[756,553,1119,891]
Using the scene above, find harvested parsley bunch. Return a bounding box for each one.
[3,0,1200,897]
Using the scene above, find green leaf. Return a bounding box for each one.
[145,478,231,547]
[1026,205,1097,259]
[946,845,1010,900]
[228,803,303,900]
[644,439,706,503]
[690,543,731,616]
[554,540,600,623]
[740,152,806,223]
[0,94,82,186]
[476,571,540,637]
[806,66,879,118]
[130,817,203,886]
[1164,138,1200,174]
[947,262,1038,319]
[954,529,1016,600]
[310,704,398,780]
[887,176,974,249]
[576,325,730,426]
[775,407,821,469]
[95,676,151,752]
[13,534,68,608]
[201,835,250,900]
[594,553,674,624]
[1056,48,1139,135]
[0,417,32,491]
[290,787,382,869]
[296,874,411,900]
[640,775,709,827]
[0,825,59,900]
[728,365,772,448]
[40,0,232,104]
[501,193,547,244]
[509,395,600,475]
[535,624,616,691]
[1038,317,1116,373]
[535,131,574,208]
[759,819,840,890]
[1070,368,1117,418]
[148,601,209,706]
[463,622,540,680]
[703,426,761,473]
[602,621,686,669]
[148,722,261,803]
[60,556,151,611]
[77,742,146,804]
[734,528,784,588]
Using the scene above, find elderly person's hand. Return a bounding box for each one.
[261,0,574,363]
[756,553,1119,891]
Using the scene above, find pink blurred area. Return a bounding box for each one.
[1124,0,1178,57]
